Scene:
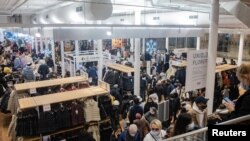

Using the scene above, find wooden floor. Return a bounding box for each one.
[0,113,11,141]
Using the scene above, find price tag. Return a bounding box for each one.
[88,77,92,83]
[43,104,51,112]
[60,139,66,141]
[29,88,37,94]
[42,135,51,141]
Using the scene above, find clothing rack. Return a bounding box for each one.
[107,63,134,73]
[14,72,88,92]
[215,64,237,73]
[23,125,84,141]
[24,118,112,141]
[18,80,110,110]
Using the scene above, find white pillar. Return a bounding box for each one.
[134,38,141,96]
[75,40,80,70]
[196,37,201,50]
[147,61,151,75]
[60,41,65,76]
[206,0,219,115]
[238,33,244,66]
[51,39,56,68]
[35,37,38,54]
[97,40,103,79]
[166,37,169,53]
[142,38,145,55]
[130,38,134,52]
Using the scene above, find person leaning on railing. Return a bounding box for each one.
[224,63,250,119]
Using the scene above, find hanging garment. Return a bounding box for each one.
[88,125,100,141]
[71,102,85,126]
[84,99,101,122]
[99,122,113,141]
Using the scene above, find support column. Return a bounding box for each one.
[35,37,38,54]
[60,41,65,76]
[130,38,134,52]
[206,0,219,115]
[196,37,201,50]
[166,37,169,53]
[51,40,56,69]
[238,33,244,66]
[97,40,103,80]
[75,40,80,70]
[134,38,141,96]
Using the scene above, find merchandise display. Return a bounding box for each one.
[1,1,250,140]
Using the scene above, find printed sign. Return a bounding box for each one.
[43,104,51,112]
[185,49,208,91]
[29,88,37,94]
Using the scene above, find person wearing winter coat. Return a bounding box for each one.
[118,124,141,141]
[224,63,250,119]
[143,119,166,141]
[22,62,35,82]
[133,113,150,141]
[144,97,158,114]
[189,96,208,128]
[38,62,50,80]
[128,97,143,124]
[144,107,158,124]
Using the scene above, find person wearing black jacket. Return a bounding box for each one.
[128,97,143,124]
[144,97,158,114]
[38,63,50,80]
[46,56,54,70]
[78,123,96,141]
[225,63,250,119]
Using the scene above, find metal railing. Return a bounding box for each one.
[164,115,250,141]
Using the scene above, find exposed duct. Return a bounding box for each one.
[84,0,113,20]
[221,0,250,28]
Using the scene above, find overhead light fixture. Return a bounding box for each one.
[35,32,41,37]
[106,31,112,36]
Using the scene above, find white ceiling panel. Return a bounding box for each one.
[0,0,21,12]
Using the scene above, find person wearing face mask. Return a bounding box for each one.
[224,63,250,119]
[143,119,166,141]
[118,124,141,141]
[189,96,208,128]
[144,107,158,123]
[172,113,197,137]
[144,97,158,114]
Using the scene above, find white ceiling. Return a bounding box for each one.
[0,0,250,29]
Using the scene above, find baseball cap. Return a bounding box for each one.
[195,96,209,104]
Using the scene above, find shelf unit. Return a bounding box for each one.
[18,80,110,110]
[14,73,88,92]
[215,64,237,73]
[19,80,110,141]
[107,63,134,73]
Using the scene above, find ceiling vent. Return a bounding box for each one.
[153,16,160,20]
[189,15,198,19]
[76,6,83,12]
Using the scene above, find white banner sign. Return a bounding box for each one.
[185,49,208,91]
[0,29,4,42]
[77,55,100,62]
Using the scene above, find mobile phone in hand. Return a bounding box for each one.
[223,97,232,103]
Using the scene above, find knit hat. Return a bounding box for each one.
[4,67,12,74]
